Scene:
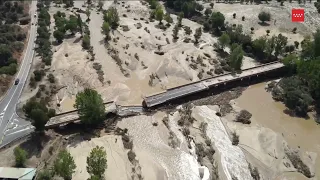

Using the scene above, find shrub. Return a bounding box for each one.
[231,132,239,145]
[14,147,27,167]
[47,73,55,83]
[236,110,252,124]
[127,150,136,163]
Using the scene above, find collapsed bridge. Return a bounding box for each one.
[143,61,284,108]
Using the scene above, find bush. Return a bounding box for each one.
[14,146,27,167]
[286,151,312,178]
[236,110,252,124]
[37,169,53,180]
[47,109,56,118]
[47,73,55,83]
[231,132,239,145]
[82,34,91,50]
[248,163,260,180]
[127,150,136,163]
[33,70,45,81]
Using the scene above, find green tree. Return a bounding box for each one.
[66,15,78,34]
[82,34,91,49]
[195,3,204,12]
[164,13,173,24]
[210,12,225,32]
[103,7,119,29]
[172,24,179,40]
[23,99,48,117]
[280,77,313,117]
[47,73,55,83]
[177,12,184,27]
[155,6,164,24]
[63,0,74,7]
[194,27,202,44]
[294,41,299,48]
[77,14,83,35]
[258,11,271,24]
[14,146,27,167]
[297,57,320,104]
[33,69,45,81]
[98,0,103,11]
[87,146,107,179]
[282,54,299,74]
[54,150,76,180]
[148,0,159,9]
[228,43,244,71]
[301,35,314,60]
[274,33,288,57]
[218,33,230,50]
[53,30,65,43]
[86,8,91,21]
[30,108,49,132]
[204,8,212,17]
[48,109,56,118]
[87,175,100,180]
[74,89,105,125]
[252,36,268,59]
[313,29,320,58]
[101,22,111,41]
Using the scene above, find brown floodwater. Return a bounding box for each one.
[236,83,320,179]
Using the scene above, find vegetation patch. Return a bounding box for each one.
[286,151,312,178]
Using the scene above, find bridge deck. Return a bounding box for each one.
[144,62,284,107]
[45,102,117,128]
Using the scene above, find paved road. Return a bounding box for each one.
[0,1,37,148]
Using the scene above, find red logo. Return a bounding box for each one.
[292,9,304,22]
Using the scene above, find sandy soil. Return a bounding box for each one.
[117,111,201,180]
[68,135,133,180]
[46,0,271,112]
[19,1,315,112]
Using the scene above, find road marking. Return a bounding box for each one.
[2,113,15,135]
[5,126,33,136]
[2,8,37,113]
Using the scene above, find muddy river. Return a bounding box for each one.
[237,83,320,179]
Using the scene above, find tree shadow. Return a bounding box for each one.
[19,133,51,159]
[283,109,310,120]
[258,22,270,26]
[52,41,62,46]
[214,49,229,58]
[64,33,76,39]
[73,36,82,43]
